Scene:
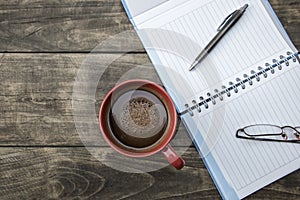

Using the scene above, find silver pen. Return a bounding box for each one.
[189,4,248,71]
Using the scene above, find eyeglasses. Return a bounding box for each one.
[236,124,300,143]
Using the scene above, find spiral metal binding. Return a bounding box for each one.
[181,51,299,116]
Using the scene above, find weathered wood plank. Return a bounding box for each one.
[0,53,191,146]
[0,53,166,145]
[0,147,298,199]
[0,0,142,52]
[271,0,300,47]
[0,0,298,52]
[0,147,218,199]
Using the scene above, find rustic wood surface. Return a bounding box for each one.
[0,0,299,199]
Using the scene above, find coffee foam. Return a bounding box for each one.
[111,90,168,139]
[119,97,163,138]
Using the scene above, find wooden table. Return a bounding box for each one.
[0,0,299,199]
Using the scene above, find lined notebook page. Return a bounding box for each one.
[129,0,300,198]
[135,0,294,113]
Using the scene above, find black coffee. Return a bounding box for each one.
[109,89,168,148]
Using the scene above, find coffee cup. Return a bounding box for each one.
[99,79,185,170]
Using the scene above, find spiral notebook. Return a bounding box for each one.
[122,0,300,199]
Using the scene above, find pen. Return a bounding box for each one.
[189,4,248,71]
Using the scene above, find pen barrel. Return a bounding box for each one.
[194,49,208,62]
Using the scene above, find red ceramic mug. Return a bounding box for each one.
[99,79,185,170]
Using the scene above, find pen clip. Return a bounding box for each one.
[217,4,248,31]
[217,10,239,31]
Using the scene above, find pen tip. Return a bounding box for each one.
[189,62,197,71]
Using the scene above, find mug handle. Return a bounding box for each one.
[162,145,185,170]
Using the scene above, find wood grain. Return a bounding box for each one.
[0,53,192,146]
[0,147,298,200]
[0,0,142,52]
[0,0,298,52]
[0,53,166,145]
[271,0,300,46]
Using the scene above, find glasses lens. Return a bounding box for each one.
[279,127,300,141]
[295,128,300,139]
[244,124,282,136]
